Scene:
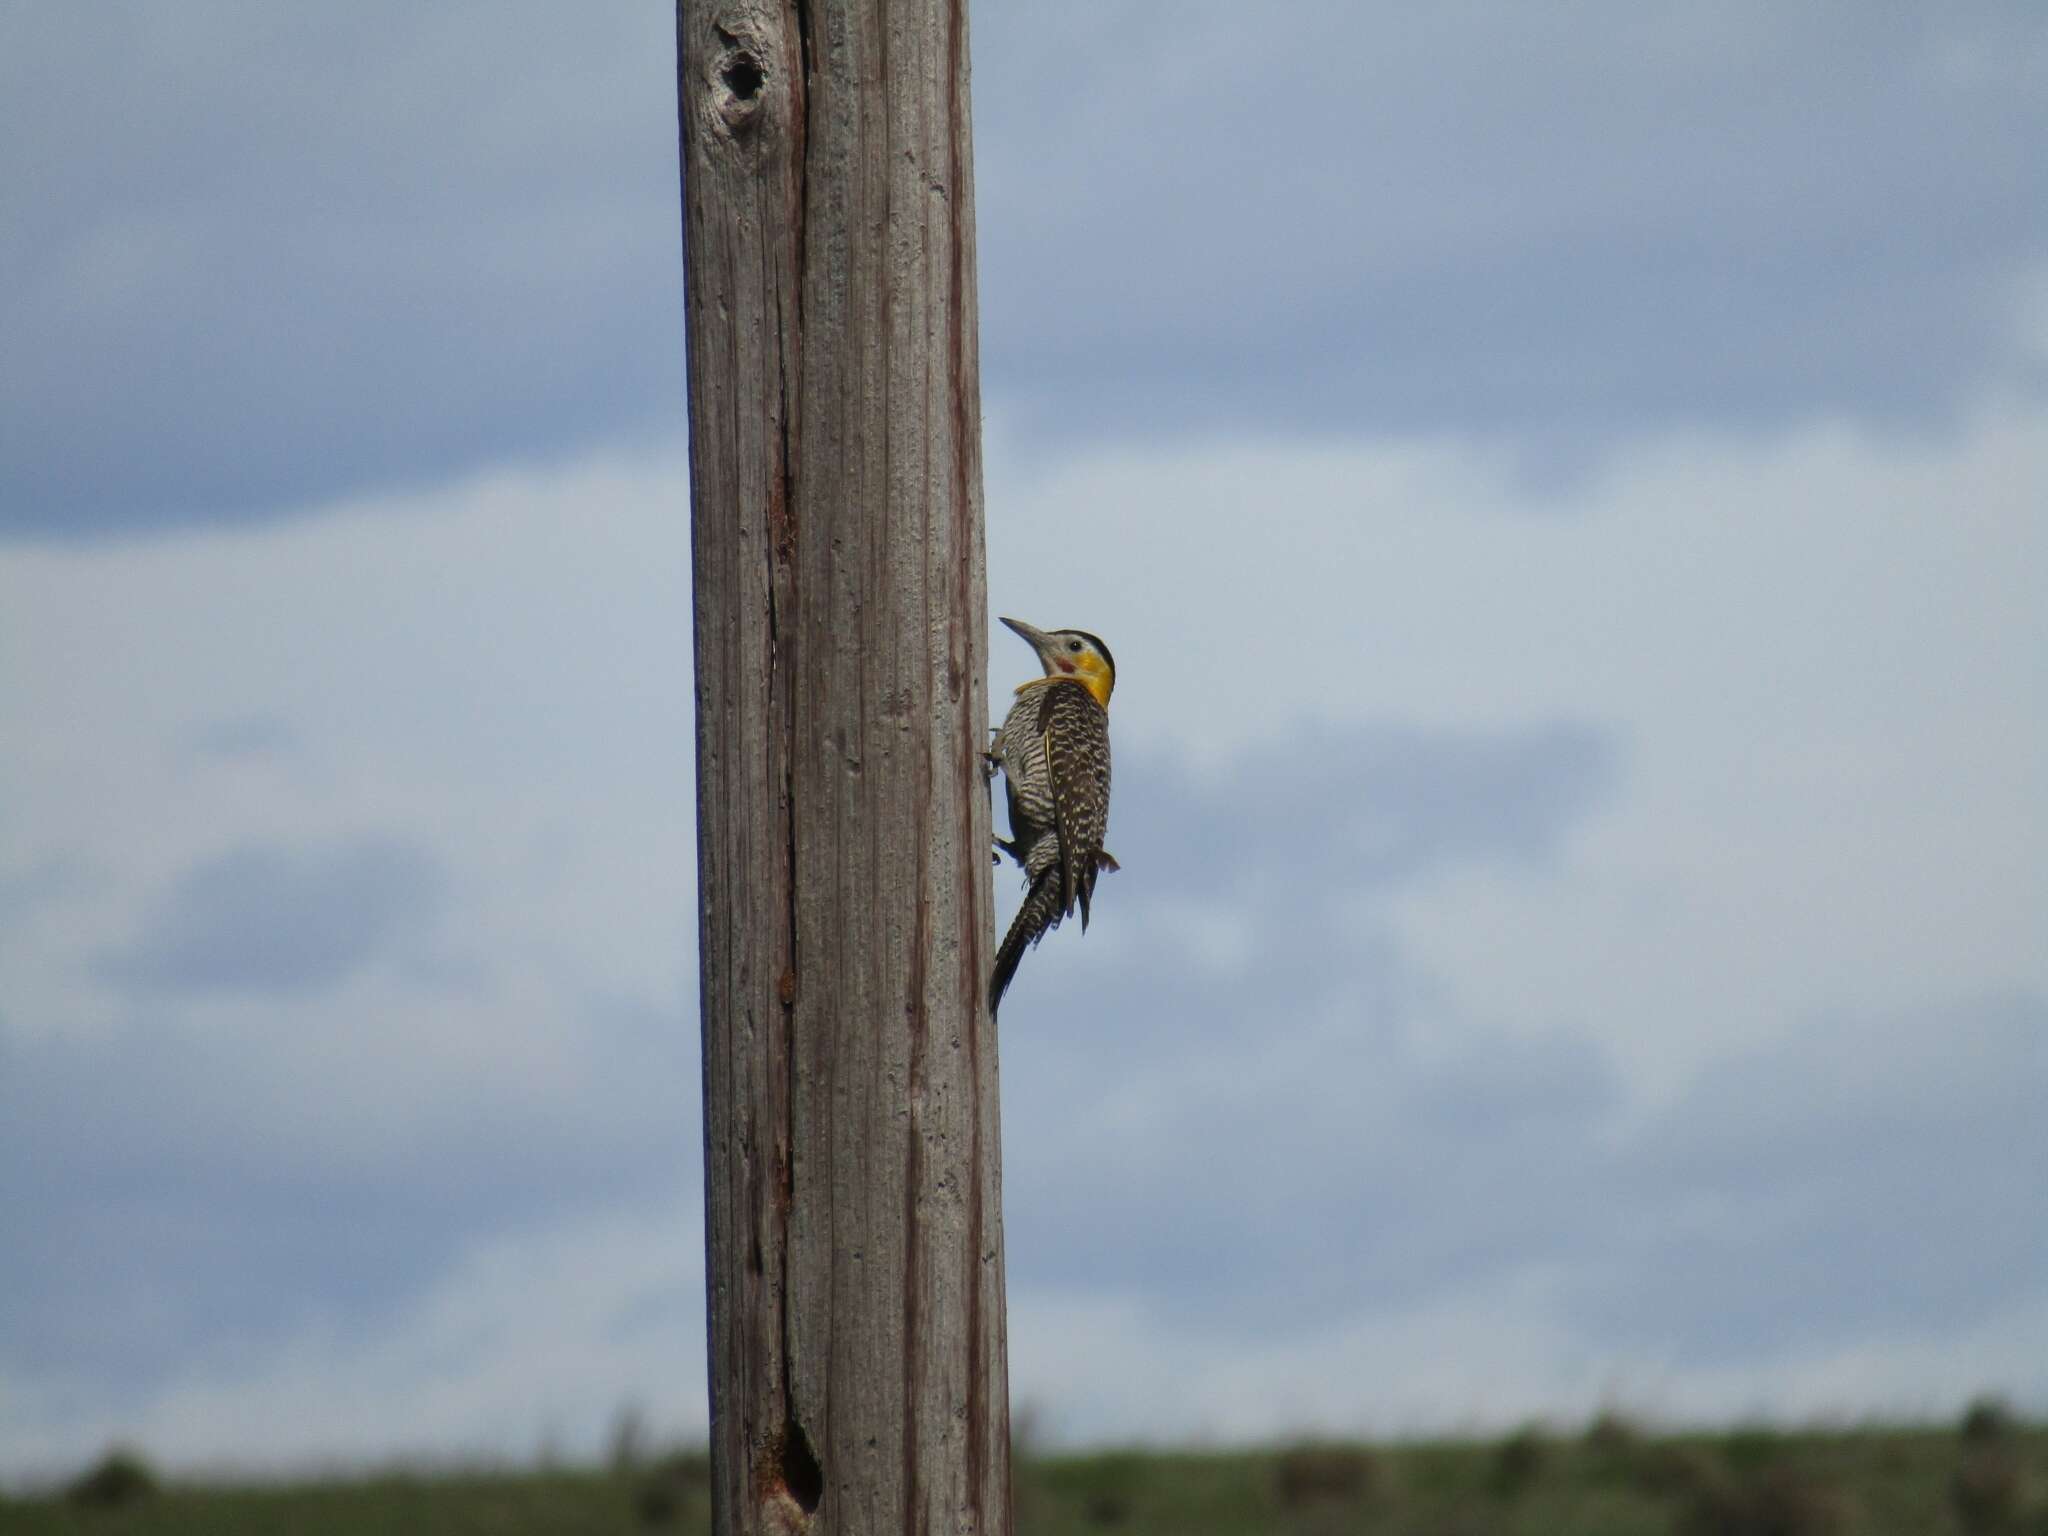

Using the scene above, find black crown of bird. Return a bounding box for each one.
[985,616,1118,1017]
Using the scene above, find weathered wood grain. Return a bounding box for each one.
[677,0,1005,1530]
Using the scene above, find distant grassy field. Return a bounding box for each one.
[7,1410,2044,1535]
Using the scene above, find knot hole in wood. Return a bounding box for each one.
[711,25,767,130]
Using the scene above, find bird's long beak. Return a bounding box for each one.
[999,616,1048,650]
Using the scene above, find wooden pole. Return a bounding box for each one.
[677,1,1006,1531]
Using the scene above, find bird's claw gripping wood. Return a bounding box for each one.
[986,616,1117,1017]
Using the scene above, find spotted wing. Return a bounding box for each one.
[1037,679,1113,928]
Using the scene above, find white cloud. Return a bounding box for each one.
[987,397,2048,1089]
[1,455,707,1479]
[0,1201,706,1480]
[1011,1278,2048,1447]
[0,450,699,1046]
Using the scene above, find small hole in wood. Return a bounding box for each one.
[781,1418,823,1513]
[722,52,764,102]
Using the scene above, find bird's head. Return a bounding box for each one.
[1000,617,1115,708]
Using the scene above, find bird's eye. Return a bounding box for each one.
[1067,639,1083,653]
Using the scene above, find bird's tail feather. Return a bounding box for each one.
[1075,849,1119,931]
[990,868,1066,1018]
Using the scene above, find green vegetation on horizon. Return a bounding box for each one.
[8,1407,2045,1536]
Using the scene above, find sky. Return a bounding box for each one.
[3,0,2047,1481]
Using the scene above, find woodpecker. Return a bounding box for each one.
[986,616,1118,1016]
